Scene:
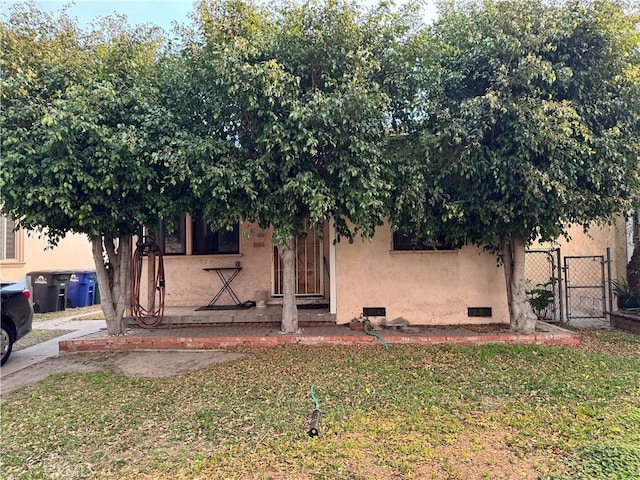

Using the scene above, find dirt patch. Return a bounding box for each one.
[0,350,245,398]
[109,350,245,378]
[413,429,556,479]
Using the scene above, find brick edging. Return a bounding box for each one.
[59,331,580,352]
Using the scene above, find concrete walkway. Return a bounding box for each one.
[0,312,106,378]
[567,317,612,329]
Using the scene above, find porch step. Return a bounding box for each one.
[125,309,336,327]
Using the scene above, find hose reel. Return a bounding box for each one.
[131,235,165,328]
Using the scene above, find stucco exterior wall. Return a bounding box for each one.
[0,231,94,282]
[145,222,275,307]
[151,220,511,325]
[532,218,627,280]
[334,224,509,325]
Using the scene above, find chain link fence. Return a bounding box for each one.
[525,248,613,324]
[525,249,563,323]
[564,255,607,320]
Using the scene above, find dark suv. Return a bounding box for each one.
[1,280,33,365]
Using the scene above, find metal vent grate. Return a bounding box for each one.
[363,307,386,317]
[467,307,492,317]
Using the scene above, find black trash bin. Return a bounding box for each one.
[28,270,72,313]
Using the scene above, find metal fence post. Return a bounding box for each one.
[606,247,613,320]
[556,248,565,324]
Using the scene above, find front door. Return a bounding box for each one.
[273,219,324,296]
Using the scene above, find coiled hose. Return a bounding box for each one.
[131,237,165,328]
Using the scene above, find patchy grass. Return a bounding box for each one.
[576,328,640,359]
[13,329,73,352]
[33,306,102,322]
[1,330,639,479]
[73,311,105,321]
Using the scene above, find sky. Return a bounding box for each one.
[2,1,197,31]
[2,0,437,31]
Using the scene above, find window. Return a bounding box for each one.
[392,231,454,251]
[0,216,17,260]
[192,211,239,255]
[154,212,240,255]
[157,215,186,255]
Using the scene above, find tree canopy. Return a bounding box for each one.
[0,4,192,333]
[180,0,423,331]
[2,0,639,334]
[182,0,424,241]
[391,0,640,331]
[1,6,191,241]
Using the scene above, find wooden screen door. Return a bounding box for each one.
[273,219,323,296]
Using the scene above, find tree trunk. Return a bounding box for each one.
[502,236,537,333]
[627,209,640,300]
[280,238,299,333]
[91,234,132,335]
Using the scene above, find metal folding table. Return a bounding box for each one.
[203,267,243,307]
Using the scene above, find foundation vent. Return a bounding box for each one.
[468,307,492,318]
[363,307,386,317]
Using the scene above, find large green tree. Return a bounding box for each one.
[183,0,421,332]
[0,5,191,334]
[392,0,640,332]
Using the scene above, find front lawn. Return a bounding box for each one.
[1,330,639,479]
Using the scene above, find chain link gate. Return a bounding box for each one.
[525,249,563,323]
[563,255,607,321]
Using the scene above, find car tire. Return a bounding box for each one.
[1,321,14,366]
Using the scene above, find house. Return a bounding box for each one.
[139,212,506,325]
[4,202,624,326]
[0,214,95,284]
[136,210,628,326]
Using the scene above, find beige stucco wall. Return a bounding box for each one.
[148,222,275,307]
[152,220,511,325]
[532,218,628,280]
[0,231,94,282]
[334,224,510,325]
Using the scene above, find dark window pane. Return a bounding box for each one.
[192,211,239,255]
[159,215,186,255]
[218,225,240,253]
[392,231,454,251]
[1,217,16,260]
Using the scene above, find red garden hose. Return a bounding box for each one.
[131,236,165,328]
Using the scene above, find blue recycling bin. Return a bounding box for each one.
[66,270,97,308]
